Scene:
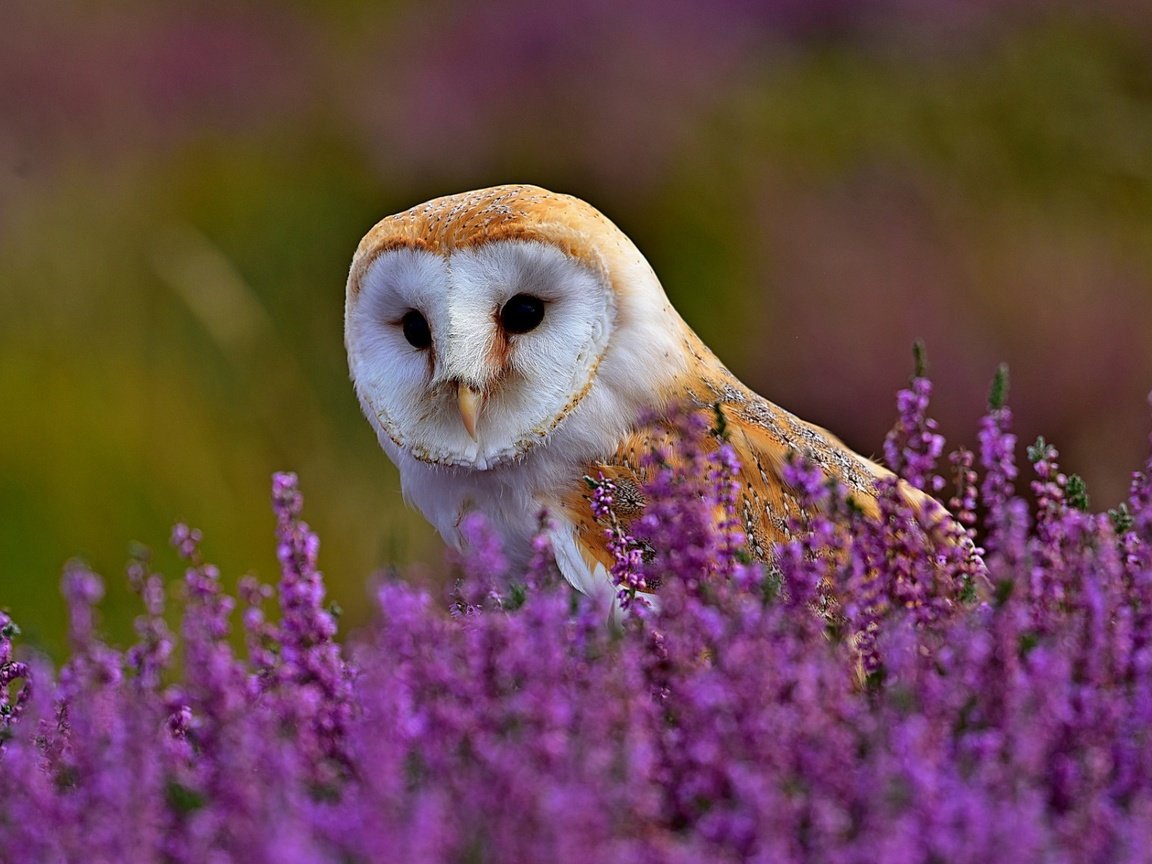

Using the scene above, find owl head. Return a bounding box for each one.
[345,185,691,471]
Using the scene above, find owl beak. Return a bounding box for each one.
[457,383,484,441]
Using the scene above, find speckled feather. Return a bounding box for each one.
[557,349,908,576]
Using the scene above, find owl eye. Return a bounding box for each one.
[500,294,545,334]
[401,310,432,349]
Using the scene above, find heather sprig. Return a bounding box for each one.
[632,408,748,592]
[268,472,352,786]
[979,364,1021,562]
[588,473,648,607]
[451,510,513,613]
[125,546,174,693]
[774,453,852,615]
[884,343,946,492]
[948,446,979,538]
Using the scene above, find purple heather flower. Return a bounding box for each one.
[268,471,353,786]
[1,375,1152,861]
[524,510,563,591]
[884,373,946,492]
[978,400,1020,562]
[949,445,979,532]
[452,509,512,614]
[590,473,647,606]
[125,549,174,693]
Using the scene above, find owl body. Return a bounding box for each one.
[346,185,915,603]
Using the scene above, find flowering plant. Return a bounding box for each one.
[2,366,1151,863]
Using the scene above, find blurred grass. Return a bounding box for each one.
[3,4,1152,657]
[0,144,441,656]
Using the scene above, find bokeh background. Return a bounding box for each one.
[4,0,1152,657]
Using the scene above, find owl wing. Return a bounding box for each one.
[555,394,889,581]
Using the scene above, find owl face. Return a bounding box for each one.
[347,185,692,485]
[346,238,615,469]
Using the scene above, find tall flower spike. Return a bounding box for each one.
[62,561,105,652]
[884,343,945,492]
[978,364,1020,560]
[708,440,746,579]
[451,511,513,614]
[524,510,562,591]
[948,446,978,533]
[270,472,352,784]
[125,547,173,693]
[589,474,646,608]
[775,455,843,613]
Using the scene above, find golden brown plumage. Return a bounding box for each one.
[556,339,905,576]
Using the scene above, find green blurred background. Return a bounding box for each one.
[4,1,1152,657]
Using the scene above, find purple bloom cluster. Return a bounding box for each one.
[884,361,946,493]
[3,378,1152,862]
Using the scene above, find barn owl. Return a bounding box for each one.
[345,184,948,605]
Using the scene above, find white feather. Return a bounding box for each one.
[547,520,615,608]
[347,235,687,598]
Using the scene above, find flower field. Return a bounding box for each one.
[2,370,1151,863]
